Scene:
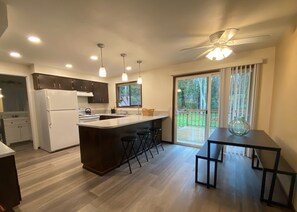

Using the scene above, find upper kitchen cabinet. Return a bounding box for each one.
[88,82,109,103]
[32,73,72,90]
[31,73,109,103]
[72,79,93,92]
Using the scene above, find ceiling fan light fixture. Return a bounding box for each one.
[206,46,232,61]
[222,47,232,57]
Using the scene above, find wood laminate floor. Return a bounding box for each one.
[11,142,293,212]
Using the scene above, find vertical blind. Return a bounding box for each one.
[226,64,258,155]
[228,64,258,125]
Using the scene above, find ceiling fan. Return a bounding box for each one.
[181,28,269,61]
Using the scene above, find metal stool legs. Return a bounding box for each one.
[149,128,164,154]
[120,137,141,174]
[136,132,153,161]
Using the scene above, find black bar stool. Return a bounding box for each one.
[136,129,153,161]
[149,127,164,154]
[119,136,141,174]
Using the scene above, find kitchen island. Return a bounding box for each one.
[0,142,22,210]
[77,115,168,175]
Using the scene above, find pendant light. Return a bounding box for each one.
[137,60,142,84]
[121,53,128,81]
[97,43,107,77]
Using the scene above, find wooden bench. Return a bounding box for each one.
[195,142,223,188]
[252,148,296,208]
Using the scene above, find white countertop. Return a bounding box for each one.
[0,142,15,158]
[77,115,168,129]
[3,117,30,121]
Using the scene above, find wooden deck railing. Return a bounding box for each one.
[176,110,219,128]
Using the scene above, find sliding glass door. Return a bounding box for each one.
[174,73,220,147]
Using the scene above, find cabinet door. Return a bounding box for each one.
[33,74,57,90]
[55,77,73,90]
[73,80,93,92]
[0,156,22,209]
[101,83,109,103]
[4,126,21,145]
[88,82,109,103]
[20,124,32,141]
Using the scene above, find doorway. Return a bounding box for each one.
[174,72,220,147]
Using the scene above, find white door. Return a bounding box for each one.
[45,89,78,110]
[48,110,79,151]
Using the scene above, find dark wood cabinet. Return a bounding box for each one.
[32,73,109,103]
[0,155,22,210]
[88,82,109,103]
[72,79,93,92]
[32,73,72,90]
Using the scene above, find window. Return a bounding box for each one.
[116,81,142,107]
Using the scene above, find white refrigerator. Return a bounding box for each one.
[35,89,79,152]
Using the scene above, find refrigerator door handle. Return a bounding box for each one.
[47,110,52,128]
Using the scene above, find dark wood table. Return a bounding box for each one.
[206,128,281,204]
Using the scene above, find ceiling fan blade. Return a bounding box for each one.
[218,28,239,43]
[180,44,213,51]
[227,35,270,46]
[195,49,213,60]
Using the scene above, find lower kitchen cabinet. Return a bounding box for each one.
[3,117,32,145]
[0,153,22,210]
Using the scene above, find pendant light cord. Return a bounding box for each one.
[122,55,126,73]
[100,47,104,66]
[137,60,142,77]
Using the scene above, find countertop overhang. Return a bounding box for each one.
[0,141,15,158]
[77,114,168,129]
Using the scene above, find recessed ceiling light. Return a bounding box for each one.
[90,55,98,61]
[65,64,73,68]
[9,52,22,58]
[28,36,41,43]
[126,66,132,71]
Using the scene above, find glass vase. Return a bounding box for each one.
[228,117,250,136]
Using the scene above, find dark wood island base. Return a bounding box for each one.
[78,119,162,176]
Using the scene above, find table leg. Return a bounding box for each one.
[207,141,210,188]
[267,150,280,205]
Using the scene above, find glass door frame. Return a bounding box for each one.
[172,70,221,147]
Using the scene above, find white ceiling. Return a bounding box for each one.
[0,0,296,77]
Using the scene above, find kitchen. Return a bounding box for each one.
[0,0,297,211]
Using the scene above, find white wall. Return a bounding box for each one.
[269,25,297,207]
[108,47,276,142]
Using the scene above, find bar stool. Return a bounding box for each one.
[149,127,164,154]
[119,136,141,174]
[136,129,154,161]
